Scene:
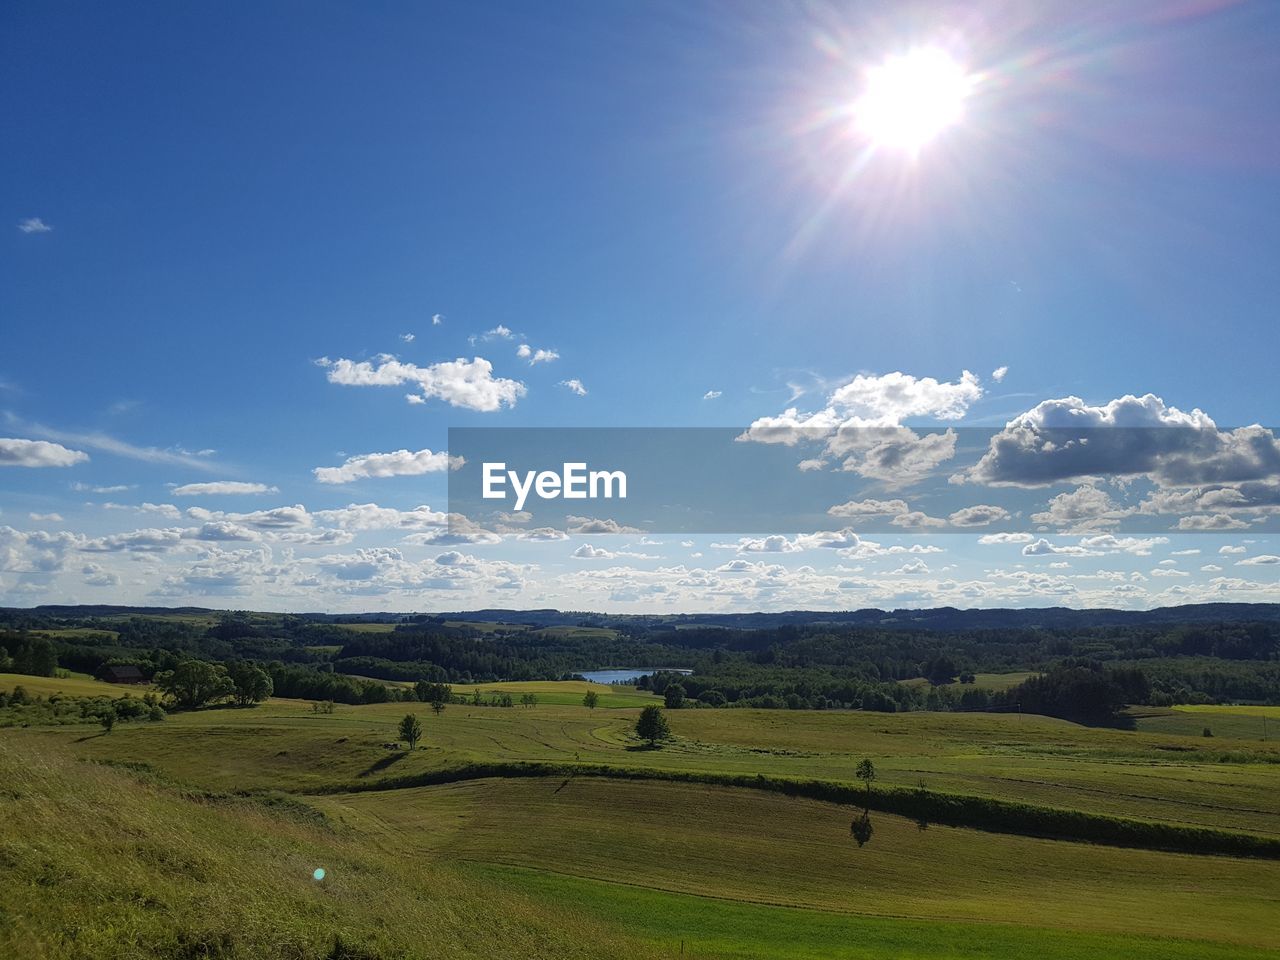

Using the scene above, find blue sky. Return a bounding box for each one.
[3,1,1279,611]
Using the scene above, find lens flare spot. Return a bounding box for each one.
[312,867,326,881]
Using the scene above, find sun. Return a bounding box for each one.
[853,46,973,154]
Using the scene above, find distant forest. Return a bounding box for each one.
[2,603,1278,723]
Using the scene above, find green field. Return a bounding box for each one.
[4,680,1278,958]
[0,671,150,698]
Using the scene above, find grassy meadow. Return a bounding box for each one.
[3,678,1278,958]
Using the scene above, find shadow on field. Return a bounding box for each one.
[624,744,663,752]
[358,752,409,778]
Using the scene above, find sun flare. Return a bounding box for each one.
[854,46,972,153]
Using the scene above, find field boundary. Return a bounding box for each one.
[308,760,1280,860]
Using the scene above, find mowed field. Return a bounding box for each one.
[4,680,1279,958]
[28,690,1280,836]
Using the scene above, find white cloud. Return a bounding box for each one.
[400,333,415,343]
[703,390,722,400]
[432,314,444,326]
[171,481,279,496]
[566,515,642,534]
[1238,555,1280,566]
[320,356,525,412]
[81,562,120,587]
[572,544,615,559]
[516,344,559,364]
[72,482,135,494]
[827,498,910,518]
[978,532,1034,544]
[560,378,588,397]
[313,448,462,484]
[313,503,447,531]
[1030,485,1133,531]
[488,325,514,339]
[948,505,1010,527]
[962,395,1280,488]
[0,438,88,468]
[1219,545,1247,554]
[991,365,1009,383]
[18,217,52,234]
[742,371,982,458]
[29,513,64,522]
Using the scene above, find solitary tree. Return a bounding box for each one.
[855,758,876,794]
[851,758,877,847]
[663,684,686,709]
[399,713,423,750]
[431,697,447,717]
[99,709,116,735]
[635,705,671,747]
[582,690,599,710]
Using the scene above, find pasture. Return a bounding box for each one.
[4,680,1279,959]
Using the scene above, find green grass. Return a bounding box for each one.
[482,865,1278,960]
[315,776,1280,949]
[8,690,1280,959]
[0,672,151,698]
[0,738,647,959]
[23,697,1280,836]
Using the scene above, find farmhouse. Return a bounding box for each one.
[96,664,146,685]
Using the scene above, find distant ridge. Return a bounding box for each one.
[5,602,1280,631]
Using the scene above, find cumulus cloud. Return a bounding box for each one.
[1030,485,1133,531]
[948,505,1010,527]
[81,562,120,587]
[559,378,588,397]
[991,366,1009,383]
[978,532,1034,544]
[171,481,279,496]
[29,512,64,522]
[566,516,642,534]
[516,344,559,364]
[742,370,982,450]
[319,356,525,412]
[18,217,52,234]
[960,394,1280,488]
[400,333,415,343]
[703,390,722,400]
[1238,555,1280,566]
[572,544,616,559]
[0,438,89,468]
[313,448,462,484]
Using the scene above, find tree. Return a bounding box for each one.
[431,697,447,717]
[582,690,599,710]
[398,713,423,750]
[855,758,876,794]
[520,692,539,708]
[663,683,686,709]
[153,660,235,709]
[14,638,57,677]
[635,705,671,747]
[227,662,273,706]
[99,709,116,734]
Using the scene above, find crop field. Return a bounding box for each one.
[4,680,1278,958]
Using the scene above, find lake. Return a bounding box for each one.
[580,668,692,685]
